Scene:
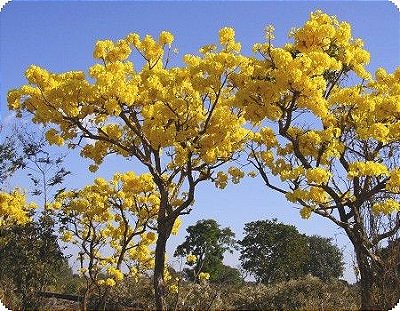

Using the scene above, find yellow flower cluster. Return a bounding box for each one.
[372,199,400,215]
[286,187,329,206]
[107,267,124,281]
[169,284,179,294]
[215,171,229,189]
[198,272,210,281]
[61,231,73,242]
[171,217,182,235]
[159,31,174,47]
[348,162,389,178]
[386,169,400,193]
[0,190,36,227]
[186,254,197,264]
[45,128,65,146]
[300,207,313,219]
[252,127,277,148]
[228,167,245,184]
[213,167,245,189]
[290,10,370,79]
[306,168,331,185]
[97,278,117,287]
[279,167,304,182]
[328,67,400,145]
[218,27,241,52]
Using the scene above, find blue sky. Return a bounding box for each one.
[1,0,399,282]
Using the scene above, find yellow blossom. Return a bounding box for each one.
[306,168,331,185]
[300,207,313,219]
[186,254,197,264]
[105,278,116,287]
[372,200,400,215]
[198,272,210,281]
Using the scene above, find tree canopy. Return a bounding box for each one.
[305,235,344,281]
[174,219,239,283]
[239,219,309,284]
[239,220,344,284]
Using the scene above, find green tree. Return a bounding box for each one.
[211,264,242,285]
[174,219,239,283]
[239,219,309,284]
[304,235,344,281]
[239,220,345,284]
[0,214,67,309]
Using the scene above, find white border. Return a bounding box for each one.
[0,0,399,310]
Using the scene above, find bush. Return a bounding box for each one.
[230,275,359,310]
[27,274,360,310]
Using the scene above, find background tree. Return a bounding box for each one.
[0,125,72,310]
[304,235,344,281]
[14,125,71,207]
[0,215,67,309]
[9,28,250,310]
[174,219,239,284]
[0,126,24,187]
[239,220,344,284]
[210,264,242,285]
[235,11,400,310]
[239,219,309,284]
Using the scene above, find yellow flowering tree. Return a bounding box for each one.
[51,172,159,310]
[236,11,400,310]
[9,28,249,310]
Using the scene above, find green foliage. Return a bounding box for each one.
[209,264,242,285]
[305,235,344,281]
[239,219,345,284]
[174,219,239,283]
[239,219,309,284]
[0,278,22,310]
[0,214,68,309]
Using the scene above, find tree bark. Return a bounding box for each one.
[356,251,377,310]
[351,232,386,310]
[154,222,172,311]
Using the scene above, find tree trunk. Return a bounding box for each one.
[81,287,90,311]
[95,287,110,311]
[357,253,377,310]
[351,233,384,310]
[154,223,171,311]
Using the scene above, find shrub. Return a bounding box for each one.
[230,275,359,310]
